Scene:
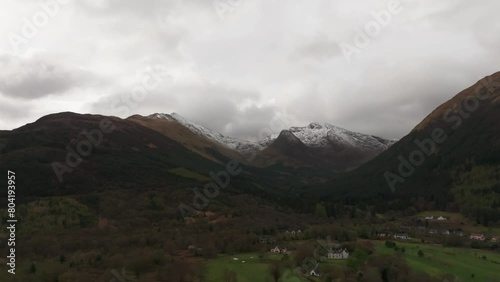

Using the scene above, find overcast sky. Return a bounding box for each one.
[1,0,499,140]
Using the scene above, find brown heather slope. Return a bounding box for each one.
[413,71,500,132]
[310,71,500,221]
[127,114,242,163]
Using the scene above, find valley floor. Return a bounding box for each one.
[204,240,500,282]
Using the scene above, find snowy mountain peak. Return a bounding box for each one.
[287,122,395,151]
[147,113,395,153]
[279,130,299,140]
[149,113,173,121]
[148,112,262,152]
[308,122,323,129]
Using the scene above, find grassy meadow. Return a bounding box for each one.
[374,240,500,282]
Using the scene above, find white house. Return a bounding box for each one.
[310,264,321,277]
[424,216,434,220]
[327,248,349,260]
[270,246,287,254]
[393,234,410,240]
[470,234,485,241]
[285,230,304,239]
[437,216,447,221]
[259,236,277,244]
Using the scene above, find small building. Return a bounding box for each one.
[491,236,500,243]
[285,229,304,239]
[270,246,287,254]
[310,264,321,277]
[259,236,276,244]
[327,248,349,260]
[424,216,434,220]
[394,234,410,240]
[437,216,447,221]
[470,234,485,241]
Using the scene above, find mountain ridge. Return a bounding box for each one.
[146,112,396,155]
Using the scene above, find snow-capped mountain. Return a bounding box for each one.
[287,122,396,151]
[148,113,396,155]
[148,113,265,152]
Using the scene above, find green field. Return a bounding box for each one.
[206,253,307,282]
[374,241,500,282]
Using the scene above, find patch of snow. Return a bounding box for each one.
[286,123,395,151]
[149,113,263,152]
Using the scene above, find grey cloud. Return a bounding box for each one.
[0,55,98,100]
[0,95,33,119]
[0,95,34,130]
[1,0,500,141]
[223,105,279,140]
[293,35,342,61]
[90,81,272,139]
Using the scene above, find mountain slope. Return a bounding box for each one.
[0,112,317,205]
[147,113,264,152]
[310,72,500,222]
[0,112,227,197]
[258,123,396,170]
[288,122,395,150]
[127,114,242,163]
